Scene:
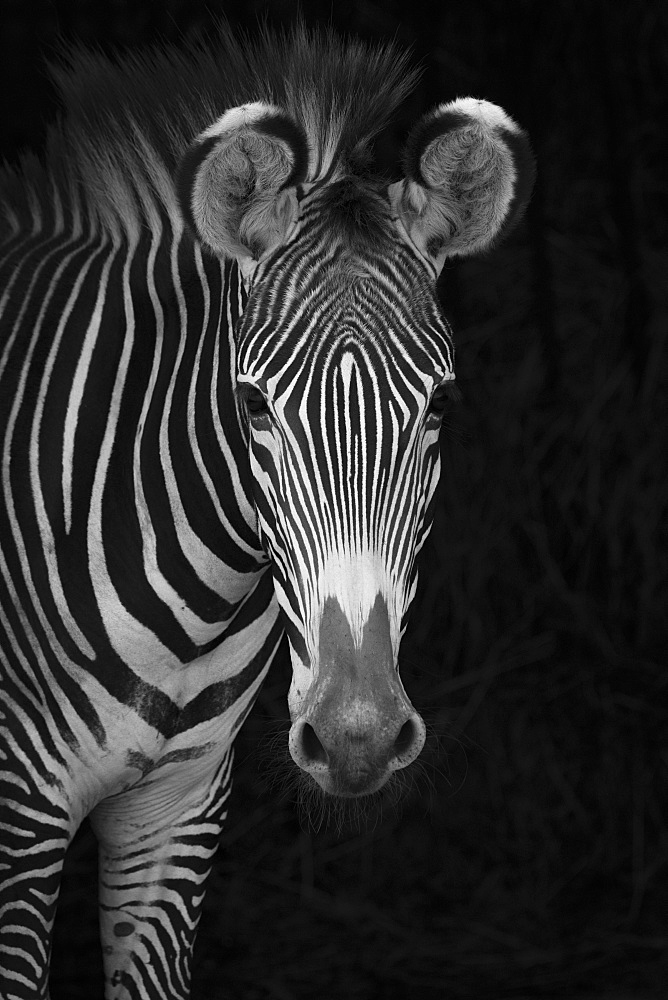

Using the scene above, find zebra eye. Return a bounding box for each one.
[245,387,269,416]
[429,381,461,417]
[429,386,450,416]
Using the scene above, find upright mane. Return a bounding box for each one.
[0,23,419,237]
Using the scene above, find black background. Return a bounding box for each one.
[1,1,665,998]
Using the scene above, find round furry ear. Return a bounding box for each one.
[388,98,535,273]
[177,102,309,268]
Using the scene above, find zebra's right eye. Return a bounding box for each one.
[245,387,269,416]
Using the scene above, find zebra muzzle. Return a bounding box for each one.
[288,702,426,797]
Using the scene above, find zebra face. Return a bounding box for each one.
[235,214,455,796]
[179,94,534,797]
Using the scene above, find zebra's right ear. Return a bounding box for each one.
[177,103,309,272]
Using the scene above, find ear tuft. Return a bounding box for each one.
[390,98,535,273]
[177,102,309,266]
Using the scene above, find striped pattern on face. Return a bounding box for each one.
[236,180,455,671]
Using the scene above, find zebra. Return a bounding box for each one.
[0,23,534,1000]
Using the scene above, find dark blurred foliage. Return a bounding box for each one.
[1,1,666,998]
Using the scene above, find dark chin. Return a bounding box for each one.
[313,771,389,798]
[294,770,408,834]
[297,772,407,836]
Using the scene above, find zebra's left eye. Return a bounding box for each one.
[429,382,461,417]
[429,386,450,416]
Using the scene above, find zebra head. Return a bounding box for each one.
[179,98,534,798]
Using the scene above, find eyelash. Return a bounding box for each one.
[238,385,269,416]
[429,382,461,415]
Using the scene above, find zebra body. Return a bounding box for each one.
[0,25,533,999]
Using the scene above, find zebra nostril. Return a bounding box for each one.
[390,713,425,767]
[300,722,329,766]
[393,719,416,757]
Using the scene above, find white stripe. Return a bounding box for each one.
[29,224,98,660]
[187,246,261,556]
[129,206,225,644]
[87,230,177,677]
[62,235,116,533]
[2,230,88,672]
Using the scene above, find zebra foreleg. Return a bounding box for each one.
[90,751,234,1000]
[0,769,78,1000]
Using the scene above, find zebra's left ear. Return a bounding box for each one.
[388,98,535,274]
[177,102,309,275]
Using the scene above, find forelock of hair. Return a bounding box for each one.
[317,176,395,252]
[1,21,420,234]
